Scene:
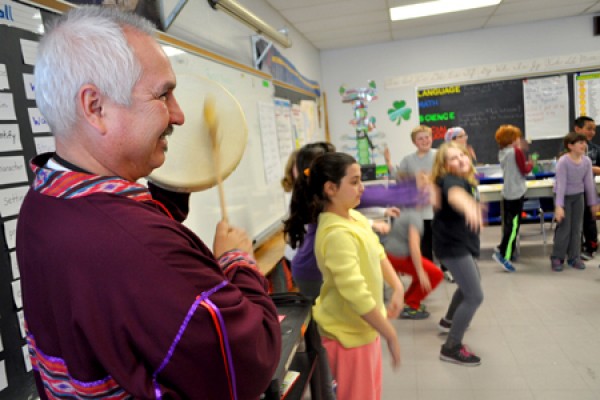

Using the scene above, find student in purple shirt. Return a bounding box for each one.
[551,132,599,271]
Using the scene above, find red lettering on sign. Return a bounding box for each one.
[432,126,447,141]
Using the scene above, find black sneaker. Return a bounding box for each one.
[400,306,430,320]
[438,318,451,334]
[440,344,481,366]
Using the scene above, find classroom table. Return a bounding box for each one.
[478,176,600,203]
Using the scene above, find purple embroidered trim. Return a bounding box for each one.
[204,298,238,400]
[152,280,229,399]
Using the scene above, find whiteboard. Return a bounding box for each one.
[164,46,286,250]
[523,75,569,140]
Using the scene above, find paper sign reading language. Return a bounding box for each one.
[34,135,55,154]
[0,123,22,152]
[0,185,28,217]
[4,217,17,250]
[20,38,38,66]
[22,73,35,100]
[12,278,22,309]
[10,250,19,280]
[0,92,17,120]
[0,360,7,392]
[0,64,8,90]
[0,155,28,185]
[28,107,50,133]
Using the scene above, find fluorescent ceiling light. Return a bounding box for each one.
[390,0,501,21]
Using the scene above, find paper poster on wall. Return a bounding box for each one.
[575,71,600,121]
[0,0,44,34]
[17,310,26,338]
[0,360,7,392]
[11,278,22,308]
[274,98,294,166]
[22,344,32,372]
[300,100,317,142]
[34,135,55,154]
[0,185,28,217]
[257,100,282,185]
[4,217,17,249]
[0,123,22,151]
[0,155,28,185]
[28,107,50,133]
[0,92,17,120]
[20,38,38,66]
[22,72,35,100]
[291,104,306,148]
[0,64,8,90]
[10,250,19,280]
[523,75,569,140]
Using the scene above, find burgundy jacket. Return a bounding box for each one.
[17,153,281,399]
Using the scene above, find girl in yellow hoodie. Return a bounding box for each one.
[285,152,404,400]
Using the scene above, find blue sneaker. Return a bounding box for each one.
[551,257,564,272]
[568,258,586,270]
[492,251,515,272]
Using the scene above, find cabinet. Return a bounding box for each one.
[263,295,325,400]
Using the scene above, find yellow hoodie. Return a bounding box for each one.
[313,209,387,348]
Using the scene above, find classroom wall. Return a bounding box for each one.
[166,0,322,95]
[320,15,600,167]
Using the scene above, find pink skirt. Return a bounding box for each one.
[322,336,382,400]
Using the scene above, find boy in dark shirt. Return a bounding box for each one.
[575,116,600,260]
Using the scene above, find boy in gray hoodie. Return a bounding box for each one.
[493,125,534,272]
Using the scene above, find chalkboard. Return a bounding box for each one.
[418,77,577,164]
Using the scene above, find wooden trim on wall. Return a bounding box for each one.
[19,0,271,80]
[273,79,318,99]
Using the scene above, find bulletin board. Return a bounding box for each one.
[0,20,44,400]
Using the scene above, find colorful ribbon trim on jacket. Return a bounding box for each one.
[152,280,237,400]
[26,331,132,399]
[31,157,151,202]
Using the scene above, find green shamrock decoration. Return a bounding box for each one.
[388,100,412,126]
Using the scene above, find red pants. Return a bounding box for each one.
[386,253,443,309]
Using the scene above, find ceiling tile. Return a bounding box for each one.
[306,23,390,41]
[293,11,389,34]
[392,17,488,40]
[276,0,387,23]
[313,30,393,49]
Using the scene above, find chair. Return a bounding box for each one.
[519,198,548,244]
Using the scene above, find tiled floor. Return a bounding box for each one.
[381,224,600,400]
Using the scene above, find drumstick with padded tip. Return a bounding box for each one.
[204,94,228,221]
